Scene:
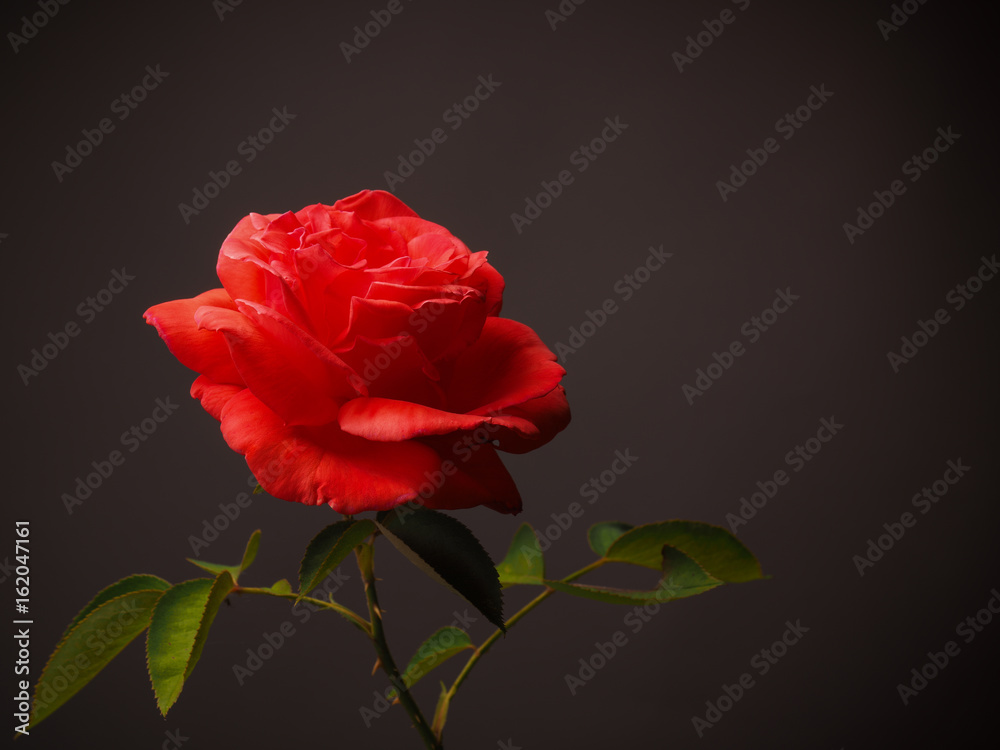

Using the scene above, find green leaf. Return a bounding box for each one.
[546,545,723,605]
[239,529,261,576]
[388,627,473,699]
[604,521,763,582]
[62,574,170,640]
[298,519,376,598]
[376,505,505,632]
[269,579,293,596]
[253,483,265,495]
[30,589,164,730]
[146,572,235,715]
[588,522,634,557]
[496,523,544,586]
[185,529,261,583]
[185,559,239,580]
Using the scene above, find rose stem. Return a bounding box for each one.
[431,558,607,741]
[356,540,442,750]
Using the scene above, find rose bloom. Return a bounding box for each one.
[144,190,569,514]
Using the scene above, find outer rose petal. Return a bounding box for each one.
[448,444,522,514]
[337,397,539,442]
[491,385,570,454]
[420,437,523,514]
[446,317,566,416]
[332,189,419,221]
[143,289,243,385]
[195,304,357,426]
[191,377,245,421]
[218,390,517,514]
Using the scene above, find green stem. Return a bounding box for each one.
[432,558,607,740]
[235,586,372,637]
[356,542,442,750]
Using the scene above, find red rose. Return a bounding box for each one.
[144,190,569,514]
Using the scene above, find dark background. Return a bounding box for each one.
[4,0,998,748]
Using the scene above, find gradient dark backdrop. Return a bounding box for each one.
[5,1,998,748]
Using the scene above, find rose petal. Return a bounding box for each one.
[338,397,539,442]
[217,213,280,304]
[143,289,243,385]
[219,390,456,514]
[491,385,570,454]
[445,317,566,416]
[332,190,420,221]
[419,437,523,514]
[337,334,445,408]
[195,303,358,426]
[191,377,245,420]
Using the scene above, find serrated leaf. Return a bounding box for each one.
[146,572,235,715]
[604,521,763,582]
[239,529,261,575]
[546,545,723,605]
[298,519,376,598]
[496,523,544,586]
[388,627,473,699]
[62,574,170,640]
[588,521,634,557]
[185,529,261,583]
[269,579,293,595]
[376,505,505,632]
[30,589,164,730]
[185,559,240,580]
